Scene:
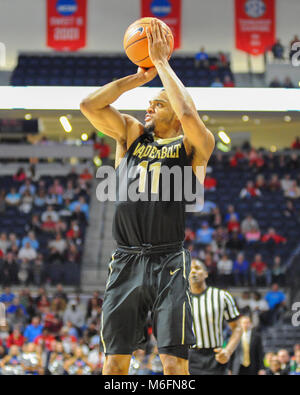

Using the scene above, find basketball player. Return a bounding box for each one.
[80,19,215,375]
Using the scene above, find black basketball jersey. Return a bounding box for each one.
[112,132,194,246]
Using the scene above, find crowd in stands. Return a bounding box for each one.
[270,35,300,61]
[0,166,93,287]
[194,47,235,87]
[185,144,300,289]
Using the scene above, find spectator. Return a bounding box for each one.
[63,301,85,335]
[19,179,36,196]
[204,173,217,190]
[241,214,259,235]
[48,233,67,255]
[266,355,286,375]
[265,283,286,311]
[6,327,26,348]
[0,287,15,305]
[0,233,10,254]
[33,189,47,208]
[24,317,43,343]
[283,76,294,88]
[19,191,34,214]
[0,189,6,214]
[69,196,89,219]
[48,178,64,196]
[41,205,59,223]
[271,39,284,59]
[284,180,300,199]
[224,205,240,223]
[34,328,56,352]
[185,227,195,243]
[53,284,69,304]
[283,200,299,221]
[268,174,281,192]
[63,180,76,201]
[251,254,271,287]
[280,174,293,193]
[225,230,245,252]
[210,77,224,87]
[5,187,21,207]
[18,242,37,261]
[255,174,266,190]
[244,227,261,244]
[8,233,20,249]
[80,168,93,183]
[22,231,39,250]
[13,167,26,183]
[227,213,240,233]
[289,34,300,59]
[287,152,300,170]
[290,349,300,374]
[217,254,233,286]
[249,292,269,328]
[25,214,42,234]
[194,46,209,68]
[6,297,27,317]
[240,181,261,198]
[291,137,300,150]
[195,221,215,246]
[94,138,111,164]
[271,255,286,285]
[269,77,281,87]
[233,253,249,286]
[223,75,235,87]
[2,252,19,285]
[277,349,291,375]
[42,216,57,233]
[55,218,67,234]
[261,227,287,245]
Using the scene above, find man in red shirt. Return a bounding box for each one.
[261,228,287,245]
[251,254,271,287]
[34,328,56,352]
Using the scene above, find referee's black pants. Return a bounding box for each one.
[188,348,228,375]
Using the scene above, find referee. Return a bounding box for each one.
[188,259,242,375]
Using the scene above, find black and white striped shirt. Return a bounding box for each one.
[190,286,240,349]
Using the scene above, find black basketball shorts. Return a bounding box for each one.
[100,243,195,358]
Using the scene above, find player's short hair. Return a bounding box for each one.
[191,259,208,272]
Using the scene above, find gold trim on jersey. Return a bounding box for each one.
[154,134,183,145]
[182,250,186,279]
[106,253,115,289]
[182,302,186,344]
[100,312,106,353]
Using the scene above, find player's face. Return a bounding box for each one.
[145,91,177,132]
[189,260,208,286]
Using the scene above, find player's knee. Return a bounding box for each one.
[162,355,183,375]
[103,357,128,375]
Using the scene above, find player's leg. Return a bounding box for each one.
[102,354,132,375]
[159,348,189,375]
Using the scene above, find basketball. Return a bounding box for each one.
[123,17,174,68]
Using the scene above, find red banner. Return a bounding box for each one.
[141,0,181,49]
[235,0,275,55]
[47,0,87,51]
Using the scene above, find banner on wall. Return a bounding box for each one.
[141,0,181,49]
[47,0,87,51]
[235,0,275,55]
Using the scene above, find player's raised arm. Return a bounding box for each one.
[80,67,157,145]
[146,19,215,162]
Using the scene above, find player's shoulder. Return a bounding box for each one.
[122,114,144,150]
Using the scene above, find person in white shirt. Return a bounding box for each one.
[217,254,233,287]
[48,233,67,254]
[41,205,59,223]
[249,291,269,328]
[18,242,37,261]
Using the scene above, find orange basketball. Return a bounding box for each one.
[123,17,174,68]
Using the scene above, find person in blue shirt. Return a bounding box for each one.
[195,221,215,245]
[265,283,286,325]
[195,46,209,68]
[5,187,21,207]
[0,287,15,304]
[19,179,36,196]
[24,316,43,343]
[21,231,39,250]
[233,253,249,286]
[6,297,27,316]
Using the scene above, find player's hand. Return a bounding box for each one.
[136,66,157,84]
[213,348,231,364]
[146,19,172,65]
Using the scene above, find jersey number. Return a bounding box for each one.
[138,161,161,194]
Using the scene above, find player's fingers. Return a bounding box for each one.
[152,19,160,41]
[213,348,221,353]
[146,27,153,44]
